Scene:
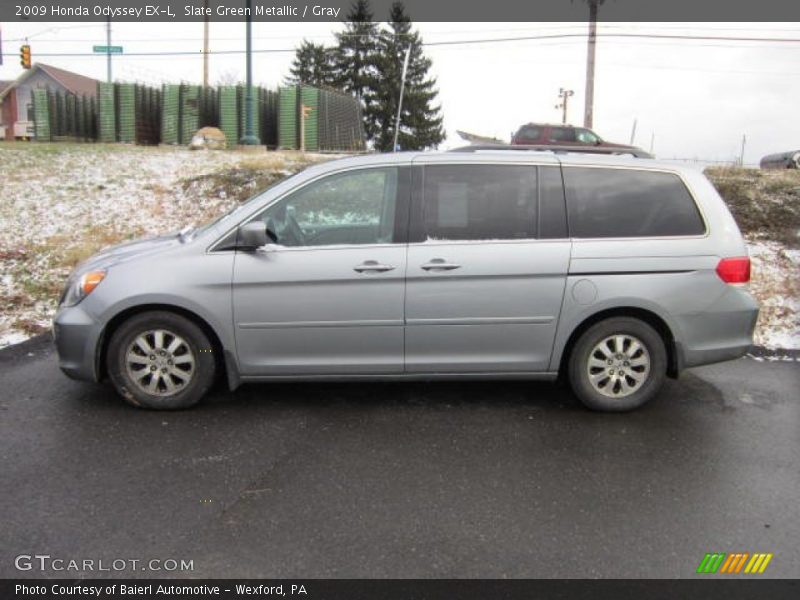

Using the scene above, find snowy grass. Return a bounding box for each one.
[0,142,330,346]
[747,240,799,349]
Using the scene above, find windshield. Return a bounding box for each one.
[191,171,304,237]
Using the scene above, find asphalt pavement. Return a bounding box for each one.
[1,335,798,579]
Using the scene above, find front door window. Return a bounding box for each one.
[255,167,399,247]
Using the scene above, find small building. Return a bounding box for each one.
[0,63,98,140]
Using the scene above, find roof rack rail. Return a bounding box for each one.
[450,144,654,159]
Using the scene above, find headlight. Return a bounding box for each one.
[60,270,106,307]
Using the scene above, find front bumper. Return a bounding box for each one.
[52,304,104,382]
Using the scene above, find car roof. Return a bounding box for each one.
[551,152,697,173]
[302,150,695,176]
[517,123,582,129]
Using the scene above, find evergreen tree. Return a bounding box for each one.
[369,2,444,151]
[287,39,336,88]
[334,0,381,139]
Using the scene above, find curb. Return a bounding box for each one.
[0,333,53,363]
[745,345,800,362]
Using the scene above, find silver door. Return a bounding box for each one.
[405,163,570,373]
[232,166,408,375]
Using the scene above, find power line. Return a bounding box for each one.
[3,31,800,59]
[6,23,800,43]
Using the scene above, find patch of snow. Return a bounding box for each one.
[0,330,30,348]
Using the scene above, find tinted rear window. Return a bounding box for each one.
[563,168,705,238]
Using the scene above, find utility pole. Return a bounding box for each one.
[239,0,259,145]
[583,0,604,129]
[555,88,574,125]
[202,0,210,87]
[629,118,637,145]
[393,46,411,152]
[739,134,746,166]
[649,132,655,154]
[106,17,112,83]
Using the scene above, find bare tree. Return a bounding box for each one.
[215,69,242,86]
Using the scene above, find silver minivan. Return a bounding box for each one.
[53,149,758,411]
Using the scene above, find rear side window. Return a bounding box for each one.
[549,127,577,142]
[516,126,541,143]
[563,167,705,238]
[423,165,537,241]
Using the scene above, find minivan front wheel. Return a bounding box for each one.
[107,311,216,410]
[568,317,666,412]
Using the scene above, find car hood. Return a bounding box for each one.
[76,233,182,273]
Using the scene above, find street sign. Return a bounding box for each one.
[93,45,123,54]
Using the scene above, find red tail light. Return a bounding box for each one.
[716,257,750,284]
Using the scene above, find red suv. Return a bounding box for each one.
[512,123,636,151]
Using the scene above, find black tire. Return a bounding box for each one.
[107,311,216,410]
[567,317,667,412]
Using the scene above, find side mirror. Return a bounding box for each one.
[264,217,279,244]
[237,222,268,250]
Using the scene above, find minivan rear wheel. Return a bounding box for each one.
[107,311,216,410]
[568,317,666,412]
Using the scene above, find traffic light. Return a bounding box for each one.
[20,44,31,69]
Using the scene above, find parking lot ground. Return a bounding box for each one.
[1,336,798,578]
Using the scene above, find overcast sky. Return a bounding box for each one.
[1,20,799,163]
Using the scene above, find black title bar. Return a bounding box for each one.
[3,579,800,600]
[4,0,800,22]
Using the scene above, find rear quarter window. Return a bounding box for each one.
[563,167,706,238]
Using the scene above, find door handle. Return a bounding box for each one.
[354,260,396,273]
[421,258,461,271]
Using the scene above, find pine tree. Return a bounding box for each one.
[369,2,444,151]
[333,0,381,139]
[287,39,336,88]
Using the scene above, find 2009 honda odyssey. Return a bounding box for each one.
[53,149,758,411]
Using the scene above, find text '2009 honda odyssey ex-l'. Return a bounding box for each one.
[53,148,758,412]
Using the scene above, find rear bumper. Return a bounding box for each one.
[52,304,103,382]
[675,287,759,370]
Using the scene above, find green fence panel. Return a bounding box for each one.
[259,88,279,148]
[161,84,180,145]
[64,94,75,138]
[180,85,201,145]
[31,89,50,141]
[77,95,87,140]
[134,85,161,145]
[317,88,366,151]
[116,83,136,143]
[97,82,116,142]
[218,86,238,148]
[278,86,298,150]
